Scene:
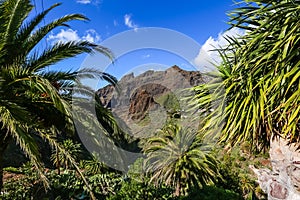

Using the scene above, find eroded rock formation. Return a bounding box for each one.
[250,137,300,200]
[96,65,207,135]
[96,65,206,119]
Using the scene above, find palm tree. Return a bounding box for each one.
[0,0,118,197]
[191,0,300,151]
[37,68,120,177]
[143,124,219,196]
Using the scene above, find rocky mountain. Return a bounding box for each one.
[96,65,207,136]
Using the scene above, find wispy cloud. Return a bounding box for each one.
[76,0,101,5]
[142,54,151,59]
[76,0,91,4]
[124,14,138,31]
[194,27,245,70]
[47,29,102,45]
[113,20,118,27]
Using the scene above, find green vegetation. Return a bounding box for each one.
[143,124,219,197]
[1,0,299,199]
[155,92,181,115]
[0,159,246,199]
[191,0,300,151]
[51,139,82,172]
[0,0,118,199]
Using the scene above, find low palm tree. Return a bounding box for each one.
[0,1,118,198]
[143,124,219,196]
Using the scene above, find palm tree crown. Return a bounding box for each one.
[143,124,219,196]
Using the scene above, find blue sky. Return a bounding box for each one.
[32,0,243,82]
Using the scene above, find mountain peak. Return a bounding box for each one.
[169,65,182,71]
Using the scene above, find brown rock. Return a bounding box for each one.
[129,89,158,121]
[96,65,206,108]
[95,84,114,108]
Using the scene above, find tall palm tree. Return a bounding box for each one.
[191,0,300,151]
[40,68,121,175]
[0,0,118,197]
[143,124,219,196]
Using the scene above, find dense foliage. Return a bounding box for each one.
[1,0,299,199]
[191,0,300,151]
[0,163,244,200]
[143,124,219,196]
[0,0,118,199]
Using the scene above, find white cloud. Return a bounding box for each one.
[194,27,245,70]
[48,29,80,44]
[82,29,101,43]
[47,29,102,45]
[124,14,138,31]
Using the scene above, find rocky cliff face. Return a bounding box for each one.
[96,65,206,135]
[97,84,114,108]
[250,138,300,200]
[128,83,168,121]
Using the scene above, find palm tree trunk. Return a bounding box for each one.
[175,180,181,197]
[0,149,4,192]
[0,132,10,191]
[56,150,61,175]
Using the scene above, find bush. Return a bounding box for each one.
[0,163,42,199]
[180,186,243,200]
[1,163,86,200]
[108,178,175,200]
[46,170,85,199]
[87,173,123,199]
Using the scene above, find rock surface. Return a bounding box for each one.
[250,137,300,200]
[128,83,170,121]
[96,65,207,135]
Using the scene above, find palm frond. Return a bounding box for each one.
[27,41,97,72]
[143,124,219,196]
[23,13,89,55]
[1,0,32,45]
[16,3,61,44]
[191,0,300,150]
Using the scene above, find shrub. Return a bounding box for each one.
[108,178,175,200]
[180,186,242,200]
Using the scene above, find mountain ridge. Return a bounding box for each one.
[96,65,207,135]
